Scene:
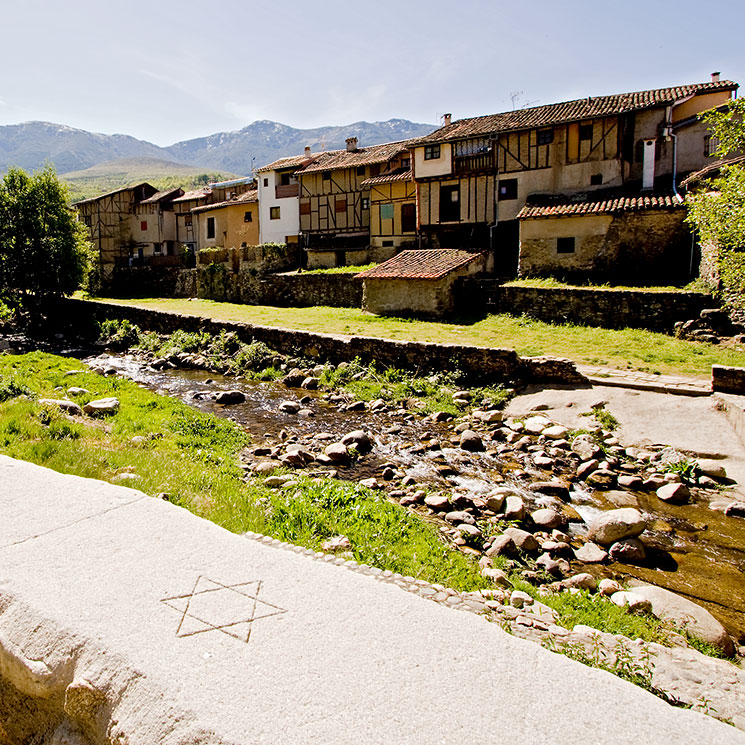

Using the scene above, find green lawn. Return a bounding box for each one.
[81,295,745,378]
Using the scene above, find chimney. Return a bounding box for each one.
[711,71,721,83]
[442,113,452,126]
[304,145,312,158]
[346,137,358,152]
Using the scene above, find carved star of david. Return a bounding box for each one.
[160,576,287,643]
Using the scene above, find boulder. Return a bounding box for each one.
[485,534,516,557]
[456,523,482,540]
[502,527,539,553]
[617,475,643,490]
[341,430,373,453]
[542,425,569,440]
[598,578,623,596]
[281,368,306,387]
[564,573,597,592]
[301,377,319,390]
[585,469,617,489]
[530,508,564,531]
[608,537,646,563]
[610,591,653,615]
[696,459,728,481]
[472,409,504,424]
[571,434,600,460]
[459,430,485,452]
[216,390,245,405]
[724,501,745,518]
[424,495,450,511]
[573,542,608,563]
[576,459,600,480]
[279,400,300,414]
[656,483,690,504]
[587,508,646,546]
[445,511,476,526]
[324,443,350,464]
[524,416,552,434]
[629,585,735,656]
[83,397,120,416]
[502,496,526,521]
[39,398,83,416]
[481,567,512,588]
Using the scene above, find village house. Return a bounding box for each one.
[130,187,184,263]
[361,167,417,252]
[256,148,319,246]
[408,75,738,280]
[191,187,259,253]
[296,137,414,268]
[170,188,210,255]
[73,183,158,278]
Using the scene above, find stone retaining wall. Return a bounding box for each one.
[458,280,713,332]
[61,298,588,386]
[107,267,197,298]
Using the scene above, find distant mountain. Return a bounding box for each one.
[0,119,436,178]
[61,157,237,203]
[0,122,165,174]
[164,119,437,173]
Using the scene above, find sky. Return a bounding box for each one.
[1,0,743,146]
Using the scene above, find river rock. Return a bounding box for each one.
[530,481,571,500]
[424,495,450,511]
[573,542,608,563]
[322,535,351,552]
[66,387,89,396]
[459,430,485,452]
[83,397,120,415]
[324,443,350,463]
[279,400,300,414]
[39,398,83,416]
[585,469,617,489]
[571,435,599,460]
[610,591,653,614]
[503,527,539,553]
[608,537,646,563]
[617,474,643,490]
[656,483,690,504]
[598,578,623,596]
[629,585,735,656]
[472,409,503,424]
[564,573,597,591]
[696,458,728,481]
[481,567,512,588]
[510,590,533,608]
[724,501,745,518]
[576,460,600,480]
[301,377,319,390]
[503,496,525,521]
[485,491,505,512]
[281,368,306,387]
[445,511,476,525]
[341,430,373,453]
[587,508,646,545]
[456,523,482,539]
[530,508,564,531]
[216,390,245,405]
[485,534,516,557]
[542,425,569,440]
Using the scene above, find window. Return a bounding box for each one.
[590,174,603,185]
[154,243,162,255]
[579,124,593,141]
[401,203,416,233]
[557,237,575,254]
[356,166,366,176]
[184,214,192,226]
[361,197,370,210]
[280,173,292,186]
[263,178,269,187]
[270,206,280,220]
[439,184,460,222]
[401,158,411,169]
[322,171,331,181]
[83,215,92,227]
[704,135,719,157]
[424,144,441,160]
[537,129,554,146]
[300,201,311,215]
[206,217,215,239]
[140,220,148,231]
[498,178,518,201]
[244,211,253,222]
[335,198,347,213]
[382,240,394,247]
[380,203,394,220]
[369,164,381,178]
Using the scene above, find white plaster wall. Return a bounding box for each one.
[258,170,299,244]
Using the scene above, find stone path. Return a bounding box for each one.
[1,455,743,744]
[576,365,712,397]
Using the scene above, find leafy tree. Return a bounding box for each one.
[0,165,93,320]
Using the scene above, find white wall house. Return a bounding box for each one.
[257,148,318,245]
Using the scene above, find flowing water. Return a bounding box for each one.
[90,352,745,641]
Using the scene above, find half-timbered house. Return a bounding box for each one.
[361,168,417,253]
[73,183,158,278]
[410,75,738,278]
[296,137,414,268]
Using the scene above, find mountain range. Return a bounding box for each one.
[0,119,436,177]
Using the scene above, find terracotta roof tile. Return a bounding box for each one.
[298,140,415,174]
[256,153,322,172]
[413,80,738,145]
[191,189,258,214]
[517,192,685,219]
[72,182,154,206]
[139,187,184,204]
[357,249,483,280]
[361,169,413,187]
[171,188,210,204]
[680,154,745,188]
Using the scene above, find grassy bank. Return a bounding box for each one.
[83,295,745,378]
[0,351,487,591]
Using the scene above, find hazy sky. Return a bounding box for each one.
[1,0,743,146]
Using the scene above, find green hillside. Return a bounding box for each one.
[61,157,239,202]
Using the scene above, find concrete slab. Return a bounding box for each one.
[0,455,741,744]
[507,384,745,489]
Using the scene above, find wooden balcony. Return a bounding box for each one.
[453,151,496,176]
[275,184,299,198]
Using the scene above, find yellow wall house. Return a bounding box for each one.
[192,189,259,252]
[361,169,417,252]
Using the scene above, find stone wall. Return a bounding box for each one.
[107,267,197,298]
[60,298,587,386]
[457,281,713,332]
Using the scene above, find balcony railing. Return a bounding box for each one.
[453,151,496,175]
[275,184,299,198]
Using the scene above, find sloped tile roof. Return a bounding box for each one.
[72,182,155,206]
[413,80,738,145]
[256,153,322,172]
[171,188,210,204]
[139,187,184,204]
[517,192,685,219]
[297,140,415,174]
[357,249,483,280]
[191,189,258,214]
[361,169,413,187]
[680,154,745,188]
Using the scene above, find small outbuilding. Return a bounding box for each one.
[357,249,489,317]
